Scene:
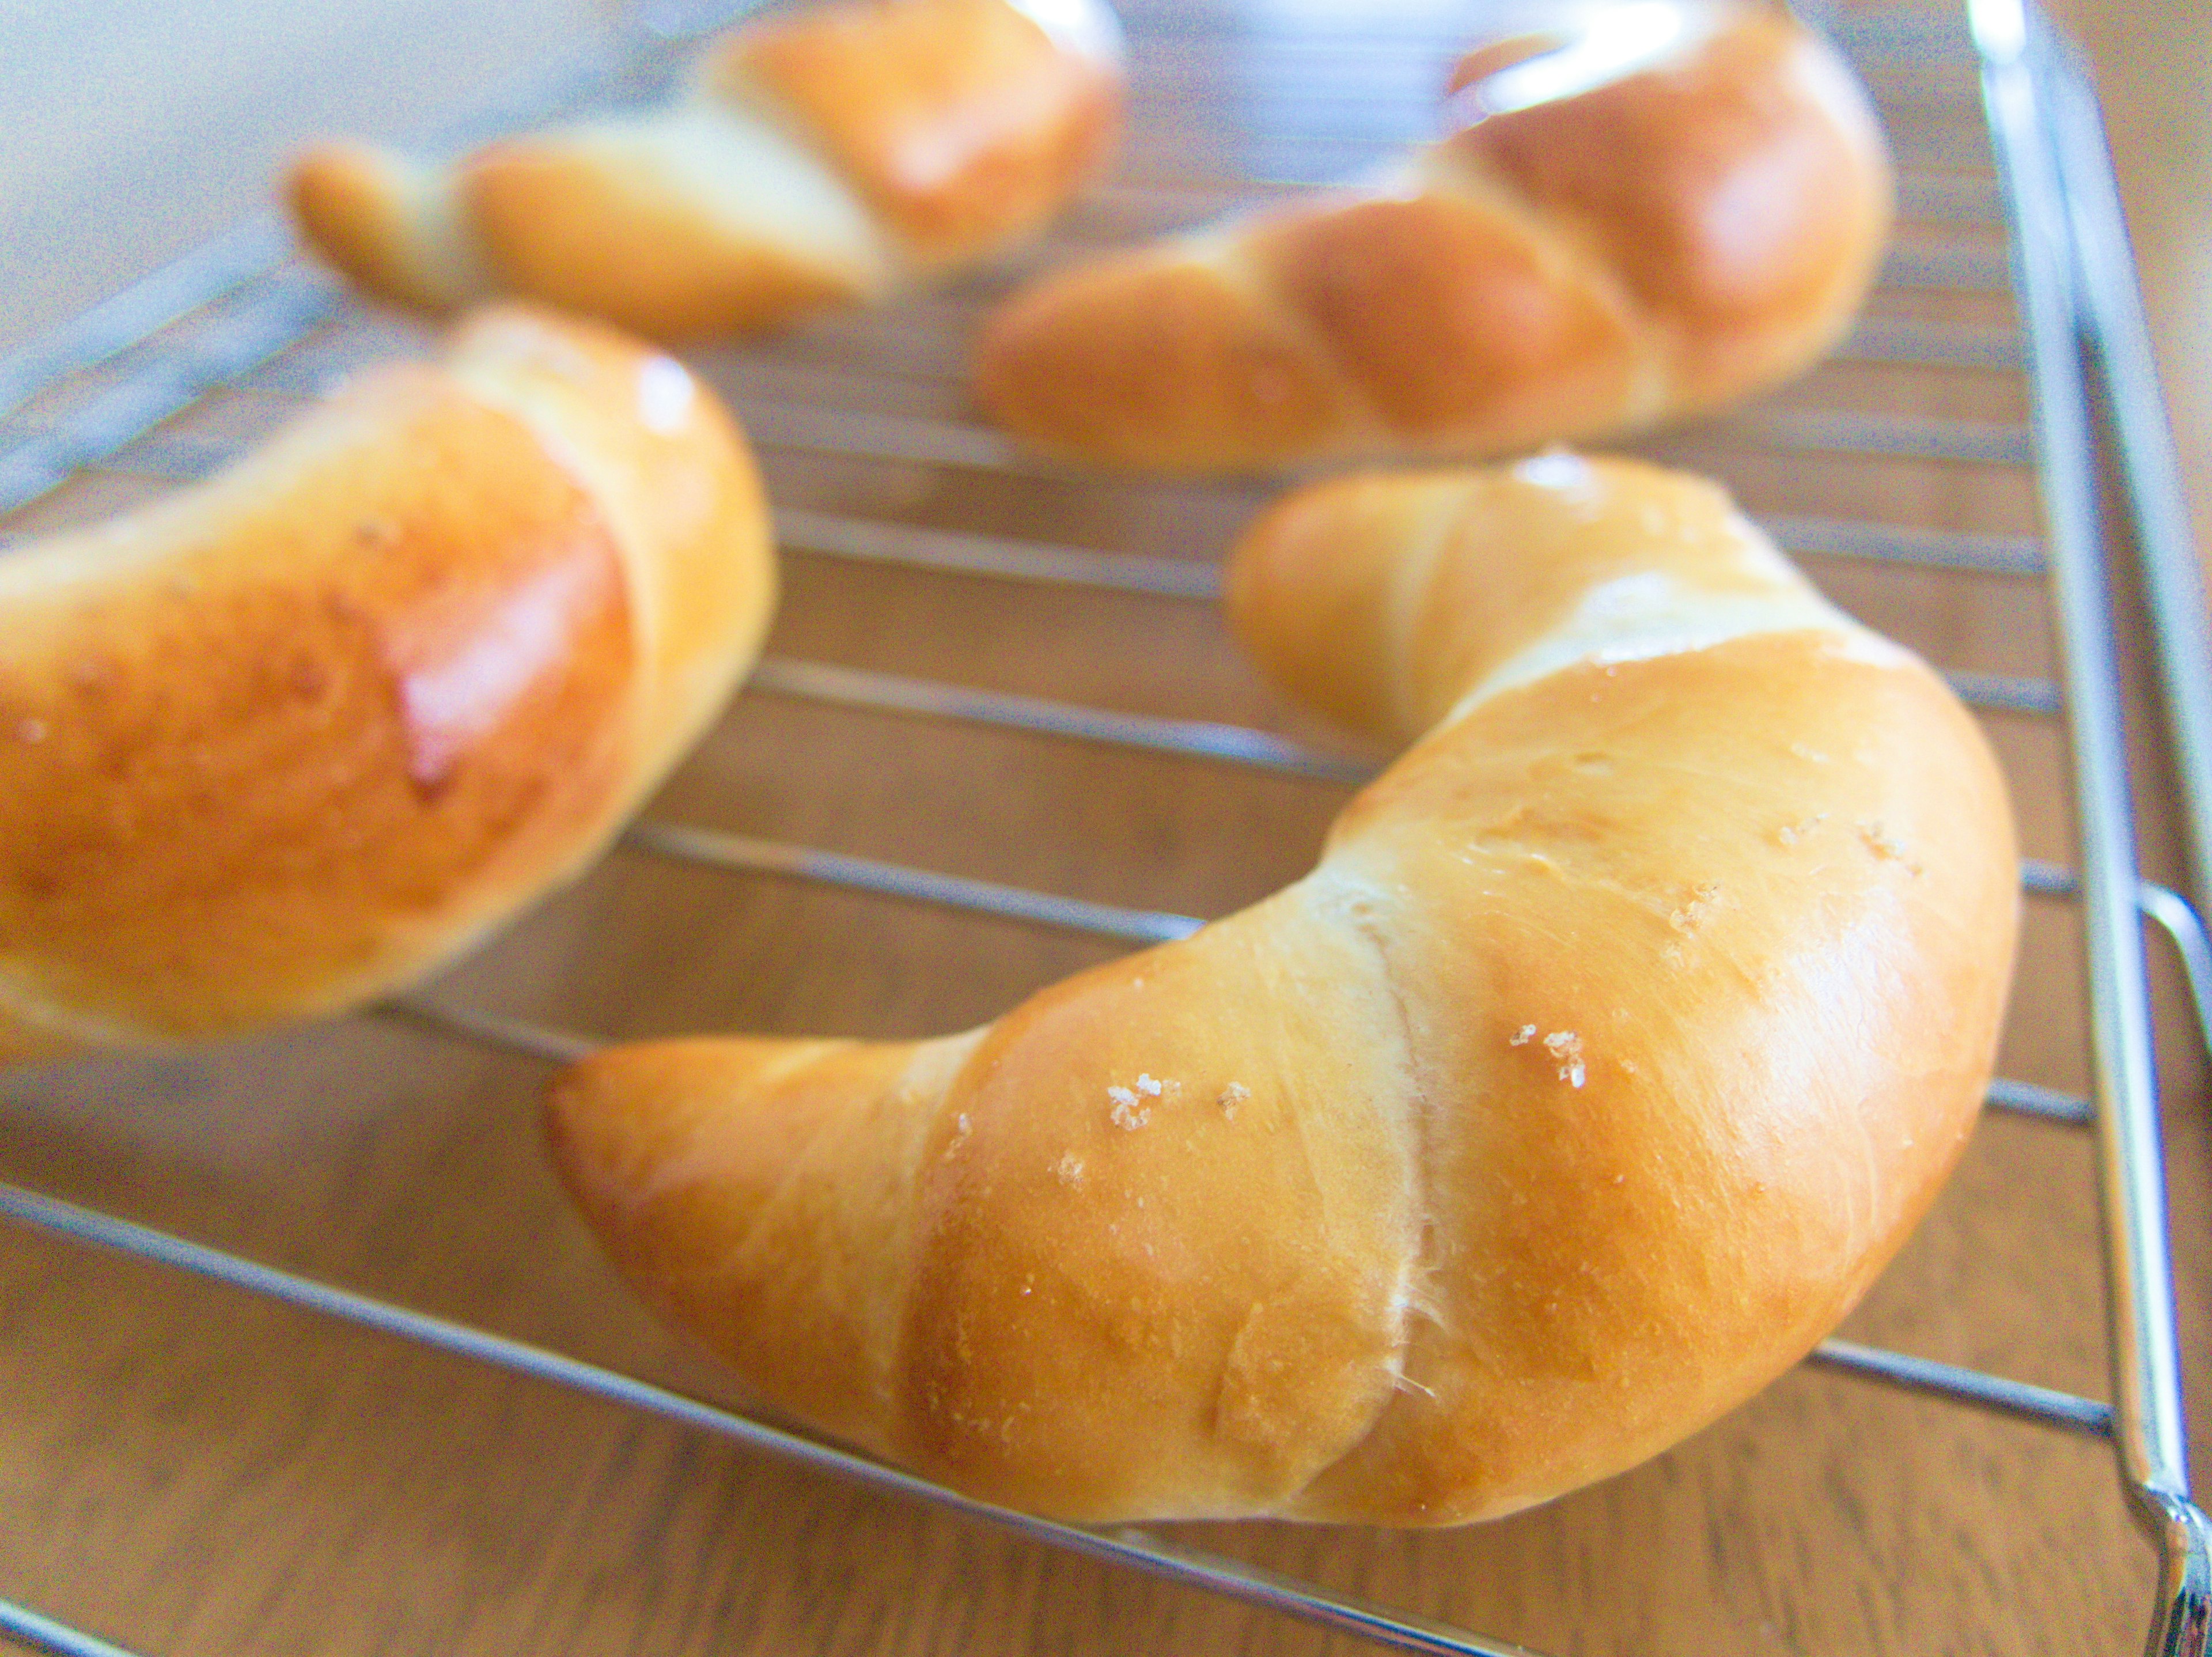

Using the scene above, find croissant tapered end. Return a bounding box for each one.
[544,456,2018,1527]
[547,1034,976,1456]
[288,142,494,313]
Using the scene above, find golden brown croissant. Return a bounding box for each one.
[289,0,1125,343]
[0,306,774,1062]
[547,454,2017,1526]
[976,0,1893,472]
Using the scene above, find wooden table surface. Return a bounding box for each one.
[2,2,2207,1654]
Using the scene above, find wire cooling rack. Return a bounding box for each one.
[1,0,2207,1652]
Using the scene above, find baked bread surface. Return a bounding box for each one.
[975,0,1892,471]
[548,455,2017,1526]
[289,0,1125,342]
[0,306,774,1060]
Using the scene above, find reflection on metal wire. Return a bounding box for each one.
[0,3,2197,1654]
[1972,9,2211,1655]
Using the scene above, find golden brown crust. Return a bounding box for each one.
[1296,635,2009,1522]
[1247,190,1643,447]
[546,456,2018,1525]
[971,248,1360,470]
[975,1,1893,472]
[287,144,421,306]
[709,0,1123,264]
[287,0,1125,343]
[892,892,1419,1516]
[1227,460,1824,736]
[1450,9,1891,412]
[0,306,774,1060]
[550,1035,955,1450]
[286,142,489,312]
[462,139,875,341]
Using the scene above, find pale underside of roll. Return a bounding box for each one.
[287,0,1126,343]
[548,453,2020,1527]
[975,0,1895,472]
[0,306,775,1062]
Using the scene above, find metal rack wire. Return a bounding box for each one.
[0,0,2206,1652]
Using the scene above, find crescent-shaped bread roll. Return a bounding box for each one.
[975,0,1893,472]
[0,306,774,1062]
[547,454,2018,1526]
[289,0,1125,343]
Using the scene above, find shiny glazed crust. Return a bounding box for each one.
[0,307,774,1060]
[547,455,2018,1525]
[703,0,1124,264]
[287,0,1124,343]
[975,1,1893,471]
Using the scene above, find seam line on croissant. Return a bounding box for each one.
[1431,506,1910,735]
[688,67,902,277]
[390,152,499,307]
[713,1043,859,1254]
[442,358,664,754]
[888,1027,991,1452]
[1380,482,1474,736]
[1418,147,1673,431]
[1199,236,1393,444]
[1293,866,1437,1504]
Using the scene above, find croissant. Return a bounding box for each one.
[0,306,773,1062]
[975,0,1893,472]
[547,454,2018,1526]
[289,0,1125,343]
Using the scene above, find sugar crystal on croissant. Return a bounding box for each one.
[548,455,2018,1525]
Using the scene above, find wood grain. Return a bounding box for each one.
[0,2,2206,1654]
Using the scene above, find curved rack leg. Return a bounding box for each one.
[2145,1493,2212,1657]
[1973,6,2205,1655]
[2140,884,2212,1058]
